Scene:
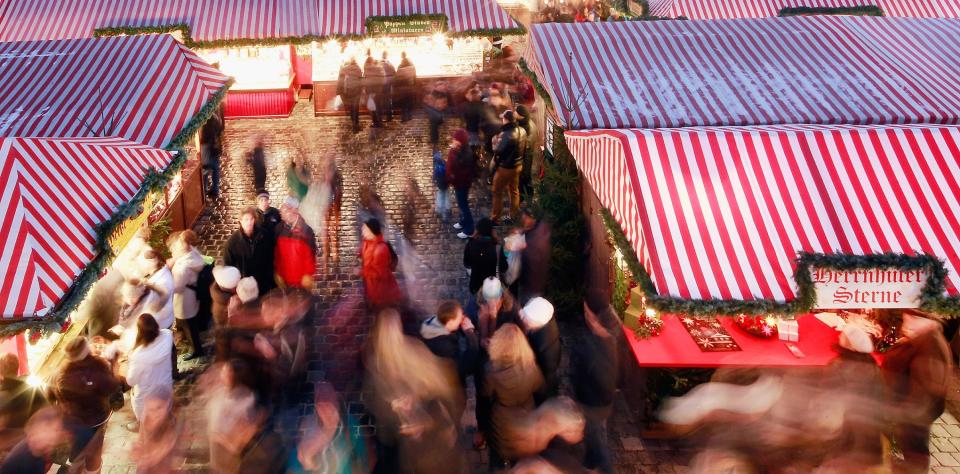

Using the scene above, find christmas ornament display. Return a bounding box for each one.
[734,314,779,338]
[634,308,664,339]
[680,317,741,352]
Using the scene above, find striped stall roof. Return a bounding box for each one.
[565,124,960,302]
[0,136,174,319]
[315,0,521,36]
[0,34,231,148]
[523,16,960,131]
[647,0,960,20]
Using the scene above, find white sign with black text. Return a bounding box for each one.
[810,267,927,309]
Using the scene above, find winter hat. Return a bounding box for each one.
[65,337,90,362]
[452,129,469,145]
[476,218,494,237]
[481,277,503,301]
[257,192,270,200]
[839,324,874,354]
[521,297,554,330]
[236,277,259,304]
[283,196,300,209]
[213,266,241,290]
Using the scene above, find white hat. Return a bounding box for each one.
[521,297,554,330]
[213,266,241,290]
[283,196,300,209]
[236,276,259,303]
[481,277,503,301]
[839,325,874,354]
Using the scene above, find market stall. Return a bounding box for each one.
[521,17,960,376]
[0,34,232,231]
[645,0,960,19]
[0,137,175,373]
[310,0,524,115]
[0,34,229,374]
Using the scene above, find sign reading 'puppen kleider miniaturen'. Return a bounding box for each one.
[811,267,927,309]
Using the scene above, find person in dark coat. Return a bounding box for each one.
[461,82,488,149]
[0,353,47,437]
[394,53,417,122]
[882,312,952,474]
[381,52,395,122]
[47,338,122,474]
[519,297,561,404]
[363,53,386,128]
[445,129,477,239]
[462,218,506,322]
[519,207,551,304]
[337,58,364,132]
[490,110,526,225]
[256,193,282,237]
[515,104,538,202]
[420,300,479,385]
[223,207,276,294]
[200,109,224,197]
[247,138,267,193]
[573,300,620,474]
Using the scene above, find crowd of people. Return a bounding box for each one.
[537,0,623,23]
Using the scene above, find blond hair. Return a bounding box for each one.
[488,323,537,372]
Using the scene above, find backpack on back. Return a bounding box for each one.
[432,151,448,189]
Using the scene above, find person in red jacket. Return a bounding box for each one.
[275,197,317,289]
[445,129,477,239]
[358,218,403,308]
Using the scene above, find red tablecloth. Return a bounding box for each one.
[624,314,844,368]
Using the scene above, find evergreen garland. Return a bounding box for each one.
[0,80,231,338]
[779,6,884,17]
[600,208,960,317]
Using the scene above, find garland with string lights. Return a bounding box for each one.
[0,82,231,339]
[599,208,960,318]
[779,6,884,17]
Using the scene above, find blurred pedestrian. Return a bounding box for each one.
[296,382,369,473]
[572,300,619,473]
[0,407,66,474]
[420,300,479,385]
[224,206,276,295]
[141,250,175,332]
[358,219,403,308]
[491,396,585,463]
[247,137,267,194]
[357,184,388,242]
[520,297,561,404]
[490,110,526,225]
[381,52,395,122]
[482,324,544,470]
[275,197,317,290]
[287,161,310,201]
[337,58,364,132]
[394,52,417,122]
[463,218,506,320]
[211,266,241,360]
[476,278,520,348]
[47,338,121,474]
[168,230,206,360]
[248,289,310,404]
[424,81,450,146]
[322,158,343,275]
[461,81,488,151]
[0,353,47,437]
[515,105,537,202]
[202,360,258,474]
[446,129,477,239]
[364,52,386,128]
[882,312,952,473]
[501,227,525,296]
[518,207,550,303]
[236,407,287,474]
[124,314,174,430]
[432,150,451,221]
[200,110,224,198]
[131,388,183,473]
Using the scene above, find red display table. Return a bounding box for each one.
[224,83,297,119]
[623,314,846,368]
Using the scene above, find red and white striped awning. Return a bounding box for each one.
[647,0,960,20]
[566,124,960,302]
[315,0,521,36]
[523,17,960,131]
[0,34,231,148]
[0,0,516,42]
[0,136,174,319]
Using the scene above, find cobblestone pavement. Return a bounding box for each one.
[98,101,960,473]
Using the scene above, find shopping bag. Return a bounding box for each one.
[366,94,377,111]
